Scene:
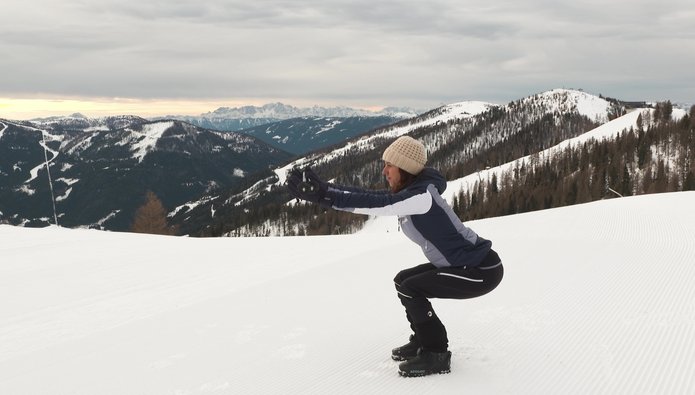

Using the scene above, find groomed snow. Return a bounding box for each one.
[2,191,694,394]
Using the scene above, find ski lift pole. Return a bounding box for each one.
[40,131,59,226]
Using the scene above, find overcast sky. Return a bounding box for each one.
[1,0,694,118]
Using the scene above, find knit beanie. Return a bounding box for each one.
[382,136,427,175]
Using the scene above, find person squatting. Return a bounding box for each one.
[286,135,503,377]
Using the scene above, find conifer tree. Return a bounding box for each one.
[131,191,177,235]
[662,101,673,122]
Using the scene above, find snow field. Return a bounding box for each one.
[1,191,695,394]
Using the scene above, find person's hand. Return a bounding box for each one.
[286,167,333,207]
[286,168,316,200]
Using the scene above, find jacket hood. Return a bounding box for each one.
[414,167,447,194]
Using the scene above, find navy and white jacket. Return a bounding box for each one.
[326,168,492,268]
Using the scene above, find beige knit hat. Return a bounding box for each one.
[382,136,427,175]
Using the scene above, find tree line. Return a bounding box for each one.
[453,104,695,221]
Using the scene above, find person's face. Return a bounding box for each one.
[382,162,401,190]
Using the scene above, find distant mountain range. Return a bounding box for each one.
[159,103,420,133]
[193,102,418,121]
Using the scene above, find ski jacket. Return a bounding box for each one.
[326,168,492,268]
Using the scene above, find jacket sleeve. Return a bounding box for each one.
[327,182,391,195]
[326,185,433,216]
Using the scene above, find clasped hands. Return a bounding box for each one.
[286,167,333,207]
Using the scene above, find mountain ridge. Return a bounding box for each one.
[0,118,292,230]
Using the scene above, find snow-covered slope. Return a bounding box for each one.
[437,106,688,202]
[524,88,613,122]
[130,121,175,162]
[2,191,694,394]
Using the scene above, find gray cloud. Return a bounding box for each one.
[1,0,694,110]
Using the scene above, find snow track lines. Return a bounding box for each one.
[1,192,695,394]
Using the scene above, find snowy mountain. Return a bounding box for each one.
[0,117,292,230]
[264,90,613,190]
[2,191,694,394]
[444,106,689,202]
[518,88,614,122]
[173,89,630,236]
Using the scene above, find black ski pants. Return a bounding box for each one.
[393,249,504,352]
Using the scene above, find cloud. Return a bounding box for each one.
[1,0,694,112]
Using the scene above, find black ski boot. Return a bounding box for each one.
[391,334,420,361]
[398,349,451,377]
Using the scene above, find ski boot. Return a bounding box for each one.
[398,349,451,377]
[391,334,420,361]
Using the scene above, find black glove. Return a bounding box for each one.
[285,168,303,191]
[286,171,310,198]
[286,167,333,207]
